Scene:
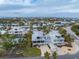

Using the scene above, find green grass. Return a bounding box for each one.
[0,48,6,57]
[22,47,41,57]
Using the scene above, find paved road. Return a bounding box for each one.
[65,26,79,45]
[0,57,44,59]
[65,26,79,40]
[1,53,79,59]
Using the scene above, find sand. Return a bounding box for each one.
[57,42,79,55]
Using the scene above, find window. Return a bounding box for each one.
[33,41,36,43]
[56,36,61,38]
[54,40,57,42]
[15,31,18,33]
[15,29,17,30]
[60,40,63,42]
[41,41,44,43]
[37,37,40,39]
[37,41,40,43]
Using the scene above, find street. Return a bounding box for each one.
[65,26,79,45]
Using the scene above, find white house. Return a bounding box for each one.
[8,26,29,37]
[32,29,65,46]
[45,30,65,51]
[47,30,65,45]
[32,29,46,46]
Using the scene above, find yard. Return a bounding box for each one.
[0,48,6,57]
[22,47,41,57]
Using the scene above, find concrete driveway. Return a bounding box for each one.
[39,45,52,56]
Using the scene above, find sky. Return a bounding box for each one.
[0,0,79,17]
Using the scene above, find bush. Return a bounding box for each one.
[53,51,58,59]
[44,51,50,59]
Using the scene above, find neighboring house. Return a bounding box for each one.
[8,26,29,38]
[54,22,65,27]
[0,23,19,27]
[32,22,41,28]
[10,23,19,27]
[0,29,7,34]
[32,29,46,46]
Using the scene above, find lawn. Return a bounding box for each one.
[0,48,6,57]
[22,47,41,57]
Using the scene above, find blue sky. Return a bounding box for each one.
[0,0,79,17]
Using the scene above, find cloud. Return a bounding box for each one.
[0,0,79,17]
[0,0,5,4]
[57,9,79,13]
[0,0,33,5]
[70,0,78,3]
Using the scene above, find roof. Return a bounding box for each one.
[48,30,61,37]
[47,30,64,43]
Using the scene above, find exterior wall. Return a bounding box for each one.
[32,30,46,46]
[47,30,65,45]
[32,30,65,46]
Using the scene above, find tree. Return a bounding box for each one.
[30,22,33,31]
[0,34,16,42]
[17,38,28,49]
[53,51,58,59]
[19,21,25,26]
[42,26,50,34]
[3,41,13,50]
[1,34,16,50]
[26,31,32,47]
[64,34,74,46]
[15,30,32,49]
[44,51,50,59]
[71,25,79,35]
[59,27,66,36]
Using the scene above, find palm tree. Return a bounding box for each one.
[53,51,58,59]
[59,27,66,36]
[2,41,13,50]
[26,31,32,47]
[64,34,74,46]
[0,34,16,42]
[44,51,50,59]
[42,26,50,34]
[1,34,16,50]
